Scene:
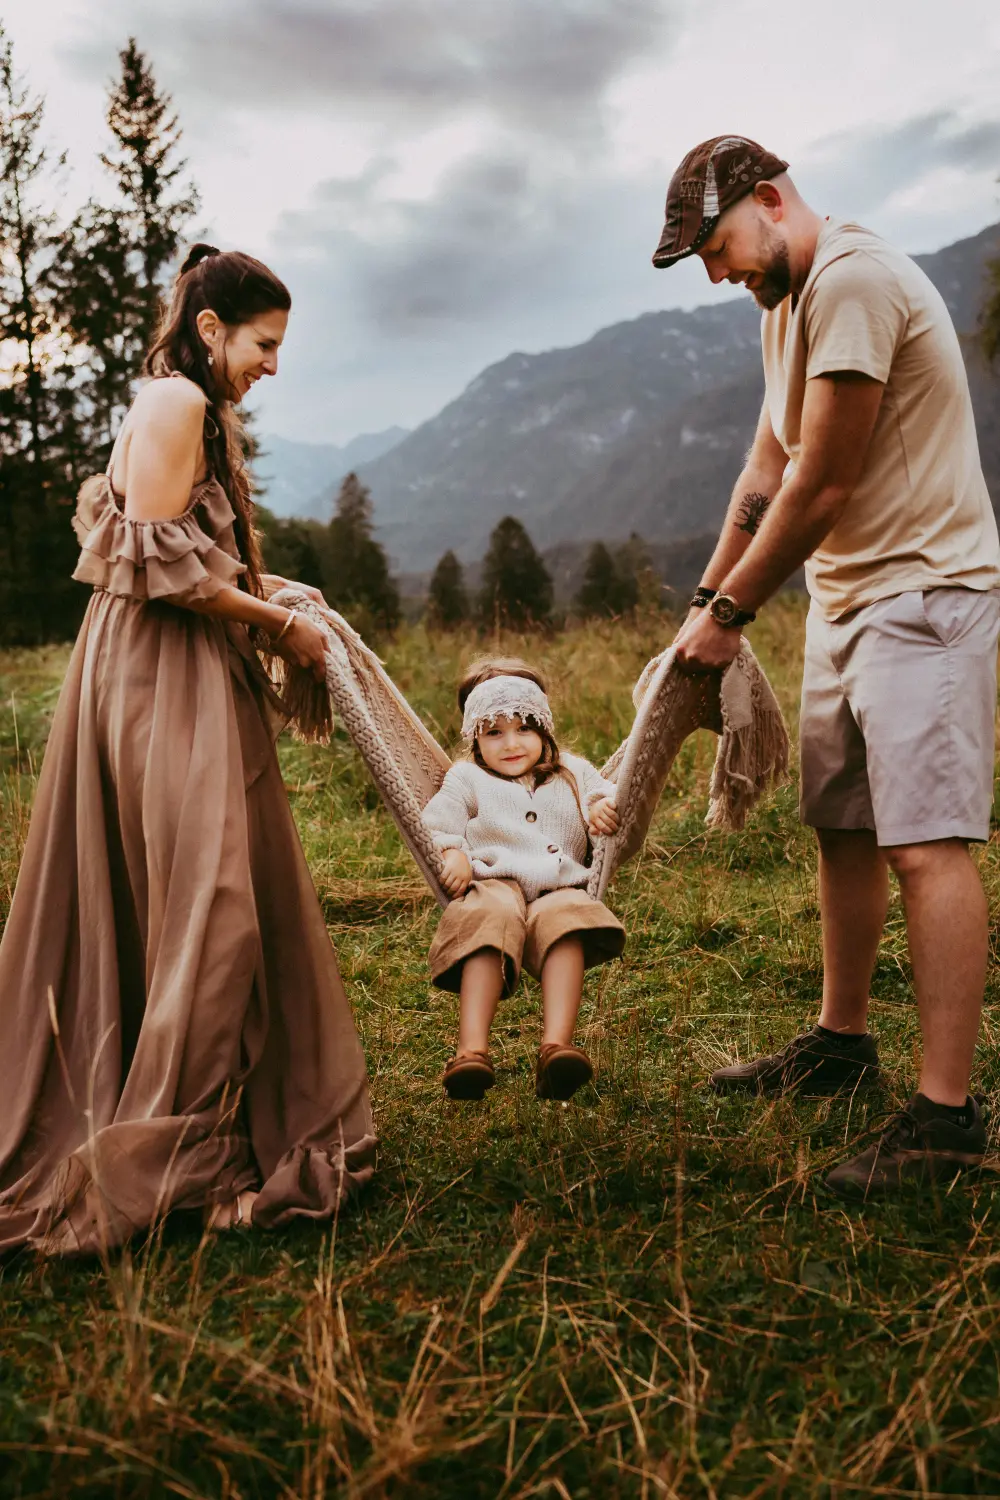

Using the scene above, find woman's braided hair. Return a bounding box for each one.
[144,244,291,596]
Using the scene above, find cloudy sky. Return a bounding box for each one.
[7,0,1000,443]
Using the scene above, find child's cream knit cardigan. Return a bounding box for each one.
[422,753,615,902]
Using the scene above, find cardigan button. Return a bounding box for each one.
[547,844,558,853]
[525,811,538,822]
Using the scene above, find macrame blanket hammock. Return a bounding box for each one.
[271,590,790,907]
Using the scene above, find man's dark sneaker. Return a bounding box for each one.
[709,1025,880,1097]
[825,1093,987,1200]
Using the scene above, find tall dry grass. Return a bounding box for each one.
[2,601,1000,1497]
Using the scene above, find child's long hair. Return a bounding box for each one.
[457,657,588,827]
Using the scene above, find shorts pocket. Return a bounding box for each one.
[919,588,999,648]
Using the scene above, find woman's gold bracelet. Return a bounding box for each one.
[274,608,297,644]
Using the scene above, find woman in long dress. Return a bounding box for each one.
[0,244,375,1253]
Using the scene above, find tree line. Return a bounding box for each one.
[257,475,402,637]
[261,476,663,632]
[4,17,1000,645]
[0,20,663,647]
[1,27,198,643]
[427,524,662,628]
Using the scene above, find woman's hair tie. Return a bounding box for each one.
[180,242,222,276]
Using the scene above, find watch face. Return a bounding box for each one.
[711,595,738,625]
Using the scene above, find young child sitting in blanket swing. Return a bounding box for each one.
[423,659,626,1103]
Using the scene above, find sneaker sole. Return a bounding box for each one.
[825,1150,984,1200]
[710,1070,881,1099]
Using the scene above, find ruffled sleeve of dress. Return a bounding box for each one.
[72,473,246,605]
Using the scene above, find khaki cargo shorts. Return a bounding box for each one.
[429,878,625,995]
[799,587,1000,846]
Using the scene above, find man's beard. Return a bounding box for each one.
[750,229,791,310]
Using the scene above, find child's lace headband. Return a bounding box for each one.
[461,676,555,743]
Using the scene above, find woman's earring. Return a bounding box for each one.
[208,352,214,367]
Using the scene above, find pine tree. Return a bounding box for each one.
[52,203,136,452]
[256,508,325,591]
[576,542,619,617]
[53,39,198,456]
[0,32,202,646]
[0,25,56,467]
[102,38,199,309]
[616,532,658,611]
[0,23,81,643]
[478,516,553,629]
[427,549,468,627]
[320,472,400,632]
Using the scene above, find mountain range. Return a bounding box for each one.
[261,222,1000,574]
[254,427,408,520]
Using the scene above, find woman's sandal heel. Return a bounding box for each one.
[204,1189,258,1232]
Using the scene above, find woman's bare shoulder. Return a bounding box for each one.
[114,378,208,515]
[131,375,207,427]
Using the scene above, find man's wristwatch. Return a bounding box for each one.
[708,592,756,629]
[689,585,717,609]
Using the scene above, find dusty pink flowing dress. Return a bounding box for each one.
[0,467,375,1253]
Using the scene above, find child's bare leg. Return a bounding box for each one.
[540,936,586,1047]
[457,947,505,1056]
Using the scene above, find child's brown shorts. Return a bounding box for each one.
[429,878,625,995]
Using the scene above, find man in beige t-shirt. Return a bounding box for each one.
[763,217,999,616]
[652,136,1000,1199]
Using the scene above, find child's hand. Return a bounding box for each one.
[440,848,473,897]
[588,797,620,837]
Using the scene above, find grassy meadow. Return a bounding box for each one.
[4,595,1000,1497]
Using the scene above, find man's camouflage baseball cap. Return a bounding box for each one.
[652,135,789,269]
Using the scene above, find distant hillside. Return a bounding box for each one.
[398,533,720,615]
[347,301,761,568]
[345,222,1000,571]
[254,426,408,520]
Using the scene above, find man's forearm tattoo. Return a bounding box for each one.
[734,491,771,537]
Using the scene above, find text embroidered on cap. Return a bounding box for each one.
[726,153,754,185]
